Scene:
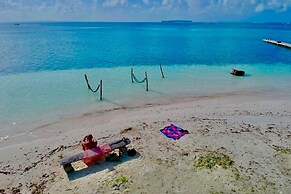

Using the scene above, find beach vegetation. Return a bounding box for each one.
[194,150,241,182]
[271,145,291,154]
[194,151,234,170]
[112,175,129,189]
[115,175,128,184]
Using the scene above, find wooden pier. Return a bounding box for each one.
[263,39,291,49]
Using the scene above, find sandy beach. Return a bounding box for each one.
[0,92,291,194]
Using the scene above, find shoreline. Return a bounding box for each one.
[2,63,291,139]
[0,89,284,148]
[0,91,291,193]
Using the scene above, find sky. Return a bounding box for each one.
[0,0,290,22]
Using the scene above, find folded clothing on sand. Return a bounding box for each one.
[160,124,189,140]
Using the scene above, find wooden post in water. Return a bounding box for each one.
[131,68,134,83]
[84,74,91,90]
[100,80,103,100]
[160,64,165,78]
[84,74,88,84]
[145,71,148,91]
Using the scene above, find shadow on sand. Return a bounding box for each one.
[67,152,141,181]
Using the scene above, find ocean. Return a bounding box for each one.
[0,22,291,138]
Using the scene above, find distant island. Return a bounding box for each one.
[161,20,192,23]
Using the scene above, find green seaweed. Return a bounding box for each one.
[115,175,128,184]
[112,175,129,188]
[194,151,234,170]
[271,145,291,154]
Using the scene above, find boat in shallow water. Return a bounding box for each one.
[231,68,245,76]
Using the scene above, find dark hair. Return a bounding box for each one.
[83,134,93,141]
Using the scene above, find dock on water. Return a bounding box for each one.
[263,39,291,49]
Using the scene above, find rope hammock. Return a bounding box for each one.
[84,74,100,93]
[131,68,149,91]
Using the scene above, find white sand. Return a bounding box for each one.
[0,92,291,193]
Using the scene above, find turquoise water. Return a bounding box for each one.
[0,22,291,137]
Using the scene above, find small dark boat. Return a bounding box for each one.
[231,68,245,76]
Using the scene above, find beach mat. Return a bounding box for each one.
[160,124,188,140]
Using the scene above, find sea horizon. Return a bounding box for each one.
[1,21,291,23]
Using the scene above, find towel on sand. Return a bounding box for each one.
[160,124,189,140]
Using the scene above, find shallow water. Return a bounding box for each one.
[0,22,291,137]
[1,64,291,137]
